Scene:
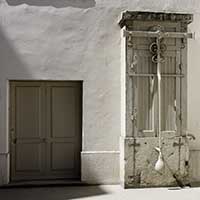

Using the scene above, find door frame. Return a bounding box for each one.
[9,80,83,183]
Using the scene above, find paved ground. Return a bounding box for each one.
[0,185,200,200]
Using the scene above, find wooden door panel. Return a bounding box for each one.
[46,82,81,179]
[51,142,75,170]
[15,143,42,172]
[51,86,76,138]
[16,86,42,139]
[10,82,45,181]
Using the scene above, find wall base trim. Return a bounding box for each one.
[81,151,120,154]
[81,151,120,184]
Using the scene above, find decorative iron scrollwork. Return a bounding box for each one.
[149,25,167,63]
[150,42,167,54]
[151,54,165,63]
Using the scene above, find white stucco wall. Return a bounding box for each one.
[187,13,200,182]
[0,0,200,185]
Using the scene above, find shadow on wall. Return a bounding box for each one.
[6,0,96,8]
[0,25,31,184]
[0,27,30,79]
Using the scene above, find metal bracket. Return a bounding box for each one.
[128,139,140,147]
[181,38,186,49]
[127,176,134,185]
[127,35,133,47]
[130,53,138,70]
[128,72,184,78]
[131,113,137,122]
[173,139,184,147]
[131,108,137,122]
[127,175,140,184]
[123,29,194,39]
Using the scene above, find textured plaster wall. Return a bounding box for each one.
[0,0,200,184]
[188,14,200,147]
[187,13,200,182]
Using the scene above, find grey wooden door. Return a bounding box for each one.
[10,81,82,181]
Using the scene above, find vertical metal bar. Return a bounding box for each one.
[133,51,138,137]
[156,37,161,147]
[176,50,181,136]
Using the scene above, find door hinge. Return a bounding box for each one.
[130,53,138,70]
[131,108,137,122]
[127,35,133,47]
[181,38,186,49]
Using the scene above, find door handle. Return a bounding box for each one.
[10,128,16,144]
[41,138,47,143]
[12,138,17,144]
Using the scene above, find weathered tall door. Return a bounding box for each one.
[119,12,193,188]
[10,81,82,181]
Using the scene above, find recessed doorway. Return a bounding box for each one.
[9,81,82,182]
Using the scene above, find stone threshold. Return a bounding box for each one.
[0,179,89,188]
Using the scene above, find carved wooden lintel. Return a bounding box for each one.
[119,11,193,28]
